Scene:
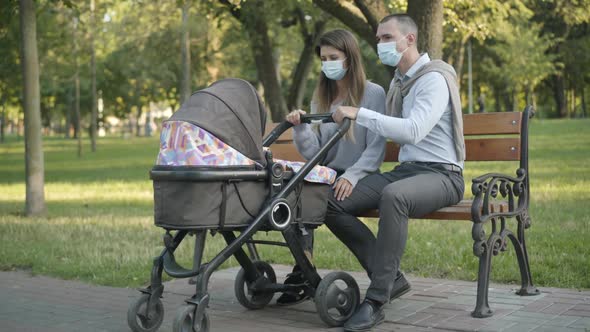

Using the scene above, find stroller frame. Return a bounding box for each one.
[128,115,361,332]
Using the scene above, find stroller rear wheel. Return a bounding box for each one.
[234,260,276,309]
[127,293,164,332]
[315,271,361,327]
[173,304,210,332]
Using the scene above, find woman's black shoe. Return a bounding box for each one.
[276,266,310,306]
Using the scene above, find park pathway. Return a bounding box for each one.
[1,265,589,331]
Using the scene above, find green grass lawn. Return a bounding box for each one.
[0,118,589,289]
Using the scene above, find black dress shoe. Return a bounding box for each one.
[389,271,411,302]
[344,299,385,332]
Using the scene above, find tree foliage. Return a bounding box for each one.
[1,0,589,145]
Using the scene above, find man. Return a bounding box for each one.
[327,14,466,332]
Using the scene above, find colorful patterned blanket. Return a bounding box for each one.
[156,121,335,184]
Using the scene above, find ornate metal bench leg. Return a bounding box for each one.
[472,236,494,318]
[512,213,540,297]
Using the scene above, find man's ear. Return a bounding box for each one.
[406,33,416,46]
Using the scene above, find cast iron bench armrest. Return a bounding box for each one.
[471,168,528,224]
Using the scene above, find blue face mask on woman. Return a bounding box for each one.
[377,36,408,67]
[321,59,348,81]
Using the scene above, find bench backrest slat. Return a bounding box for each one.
[366,138,521,162]
[463,112,522,135]
[266,111,526,163]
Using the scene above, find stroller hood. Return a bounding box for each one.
[167,78,267,166]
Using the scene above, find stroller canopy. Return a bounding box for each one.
[168,78,267,166]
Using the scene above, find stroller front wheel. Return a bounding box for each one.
[173,304,210,332]
[234,260,277,309]
[127,293,164,332]
[314,271,361,327]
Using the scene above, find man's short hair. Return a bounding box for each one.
[380,14,418,41]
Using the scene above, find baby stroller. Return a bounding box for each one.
[127,78,361,332]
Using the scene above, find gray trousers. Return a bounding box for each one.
[324,162,464,303]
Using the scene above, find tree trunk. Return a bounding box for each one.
[353,0,388,34]
[570,88,575,117]
[511,90,517,112]
[503,89,512,112]
[135,80,142,136]
[205,19,221,85]
[40,98,50,134]
[581,85,587,118]
[532,90,538,116]
[454,35,470,90]
[0,109,5,144]
[90,0,97,152]
[312,0,377,50]
[407,0,443,59]
[552,74,567,117]
[180,0,191,104]
[73,17,82,157]
[0,93,6,143]
[525,85,532,106]
[287,10,327,110]
[241,0,288,121]
[494,86,501,113]
[19,0,46,216]
[75,70,82,155]
[287,37,320,111]
[65,86,72,138]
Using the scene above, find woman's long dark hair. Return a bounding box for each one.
[313,29,366,140]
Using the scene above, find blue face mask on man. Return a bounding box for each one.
[321,59,348,80]
[377,36,408,67]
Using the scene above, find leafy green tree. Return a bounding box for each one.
[561,36,590,117]
[100,0,183,134]
[219,0,290,120]
[283,5,329,110]
[479,17,556,112]
[443,0,529,87]
[531,0,590,117]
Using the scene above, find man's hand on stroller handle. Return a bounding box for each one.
[333,106,359,123]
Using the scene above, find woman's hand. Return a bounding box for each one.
[333,178,353,201]
[286,109,307,125]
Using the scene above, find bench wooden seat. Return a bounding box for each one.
[265,106,539,318]
[361,199,508,220]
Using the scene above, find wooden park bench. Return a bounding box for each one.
[263,106,539,318]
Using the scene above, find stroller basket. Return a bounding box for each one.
[151,164,333,230]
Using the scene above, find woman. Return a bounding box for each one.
[277,29,386,305]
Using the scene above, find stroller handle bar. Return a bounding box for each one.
[300,113,335,124]
[263,113,338,147]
